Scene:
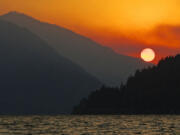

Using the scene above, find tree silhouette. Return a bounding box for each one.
[73,54,180,114]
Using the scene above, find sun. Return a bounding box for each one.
[141,48,155,62]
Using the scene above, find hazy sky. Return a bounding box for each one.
[1,0,180,63]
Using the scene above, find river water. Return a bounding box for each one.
[0,115,179,135]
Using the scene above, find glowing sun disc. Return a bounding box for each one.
[141,48,155,62]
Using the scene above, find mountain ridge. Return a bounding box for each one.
[0,19,101,114]
[1,11,152,86]
[1,11,142,59]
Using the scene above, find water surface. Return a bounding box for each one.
[0,115,179,135]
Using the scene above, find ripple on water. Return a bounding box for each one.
[0,115,179,135]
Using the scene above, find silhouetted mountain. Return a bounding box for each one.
[1,11,151,86]
[0,19,101,114]
[73,55,180,114]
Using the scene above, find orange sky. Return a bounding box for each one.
[1,0,180,63]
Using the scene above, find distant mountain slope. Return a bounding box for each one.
[1,11,151,86]
[73,55,180,114]
[0,19,100,114]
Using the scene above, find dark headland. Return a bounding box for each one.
[73,54,180,114]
